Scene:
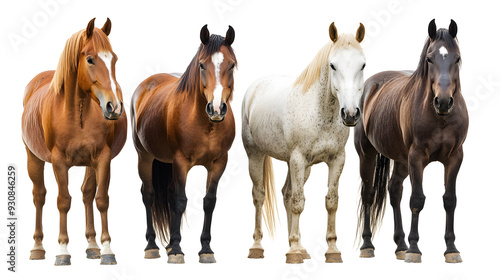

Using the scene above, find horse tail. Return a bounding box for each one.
[263,155,278,238]
[357,153,391,241]
[151,159,173,245]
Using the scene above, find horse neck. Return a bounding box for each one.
[315,63,339,117]
[61,71,91,119]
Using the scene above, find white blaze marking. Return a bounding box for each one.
[212,52,224,114]
[98,52,119,103]
[439,46,448,59]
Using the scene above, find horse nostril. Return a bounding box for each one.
[341,108,347,120]
[206,102,214,115]
[106,102,114,113]
[434,97,440,109]
[448,97,454,109]
[220,103,228,115]
[355,108,361,119]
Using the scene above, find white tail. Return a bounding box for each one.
[262,155,278,238]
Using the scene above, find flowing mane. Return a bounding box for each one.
[50,28,113,93]
[175,34,237,94]
[294,34,363,92]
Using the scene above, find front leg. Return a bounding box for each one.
[167,154,191,264]
[285,150,307,263]
[443,148,464,263]
[405,148,428,263]
[198,153,228,263]
[94,149,116,265]
[52,152,71,266]
[81,167,100,259]
[324,150,346,263]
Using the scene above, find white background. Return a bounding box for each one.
[1,0,499,279]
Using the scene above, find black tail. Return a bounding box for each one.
[151,159,173,245]
[358,153,391,241]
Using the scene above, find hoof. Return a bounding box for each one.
[445,253,462,263]
[199,253,216,263]
[54,255,71,266]
[30,249,45,260]
[360,248,375,258]
[168,254,185,264]
[86,248,101,259]
[100,254,117,265]
[248,248,264,259]
[404,252,422,263]
[145,249,160,259]
[286,252,304,264]
[395,250,406,260]
[325,252,342,263]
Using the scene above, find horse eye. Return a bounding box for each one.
[455,57,461,64]
[199,62,205,70]
[427,57,433,64]
[361,63,366,70]
[229,63,236,70]
[87,56,94,65]
[330,63,336,71]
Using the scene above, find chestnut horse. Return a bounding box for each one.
[131,25,236,264]
[22,18,126,266]
[355,19,468,263]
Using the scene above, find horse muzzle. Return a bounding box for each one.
[103,101,123,120]
[206,101,227,123]
[434,96,454,115]
[341,107,361,127]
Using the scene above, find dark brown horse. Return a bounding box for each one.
[22,18,127,265]
[131,25,236,264]
[355,19,468,263]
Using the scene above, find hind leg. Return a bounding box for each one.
[26,147,47,260]
[81,167,100,259]
[324,150,346,263]
[282,165,311,260]
[198,153,228,263]
[138,153,160,259]
[247,150,266,258]
[354,122,377,258]
[388,162,409,260]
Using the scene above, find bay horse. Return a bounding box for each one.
[22,18,127,265]
[355,19,468,263]
[243,22,366,263]
[131,25,236,264]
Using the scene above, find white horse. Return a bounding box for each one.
[242,22,366,263]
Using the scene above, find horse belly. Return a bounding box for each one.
[365,108,408,162]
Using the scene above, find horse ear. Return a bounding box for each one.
[329,22,338,43]
[86,18,96,39]
[225,25,235,46]
[428,18,437,40]
[101,18,112,36]
[200,24,210,45]
[449,19,457,38]
[356,23,365,43]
